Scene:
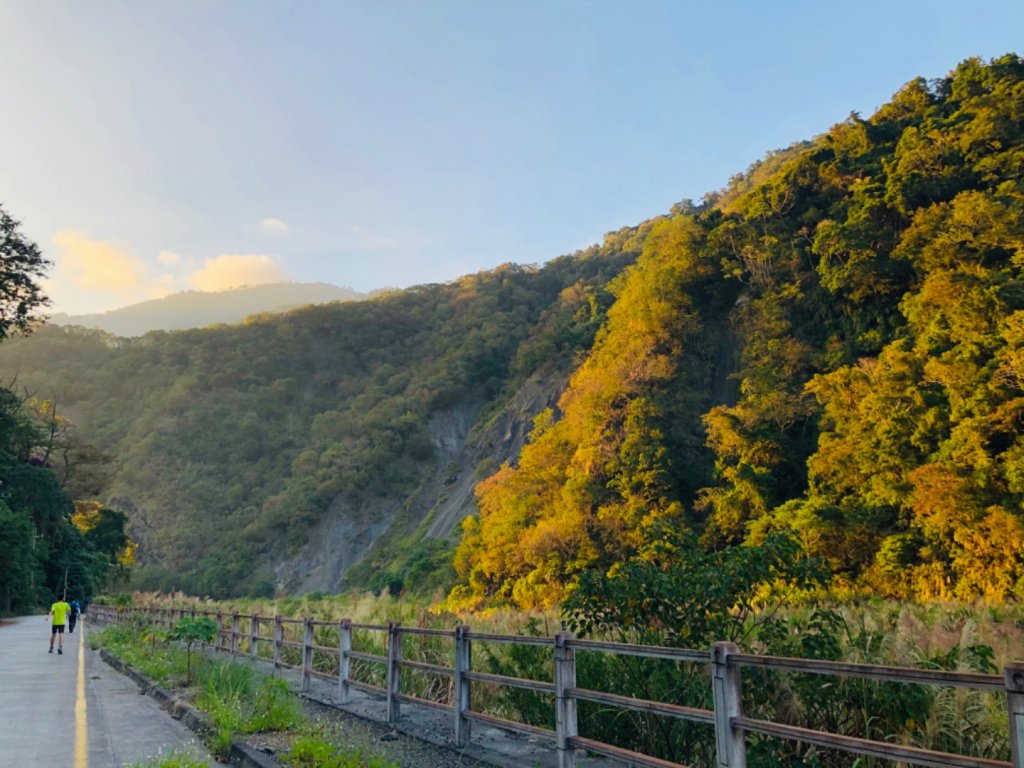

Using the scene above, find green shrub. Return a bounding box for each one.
[169,616,218,684]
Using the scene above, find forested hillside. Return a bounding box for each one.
[0,236,638,596]
[3,55,1021,605]
[452,55,1024,608]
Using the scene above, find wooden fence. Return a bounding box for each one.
[88,604,1024,768]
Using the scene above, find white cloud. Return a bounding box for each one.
[260,217,290,234]
[185,253,289,292]
[52,230,149,295]
[46,231,293,315]
[48,230,175,313]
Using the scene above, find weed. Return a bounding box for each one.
[195,660,305,756]
[284,733,399,768]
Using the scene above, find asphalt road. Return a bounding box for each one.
[0,615,218,767]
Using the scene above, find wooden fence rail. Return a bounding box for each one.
[87,604,1024,768]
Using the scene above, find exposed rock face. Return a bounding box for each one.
[274,365,570,593]
[423,368,568,540]
[273,493,396,594]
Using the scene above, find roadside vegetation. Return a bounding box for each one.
[91,619,398,767]
[283,732,398,768]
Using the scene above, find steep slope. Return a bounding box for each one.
[453,55,1024,608]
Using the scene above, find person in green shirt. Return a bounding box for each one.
[48,598,71,654]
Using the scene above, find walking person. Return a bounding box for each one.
[47,596,70,654]
[67,598,81,634]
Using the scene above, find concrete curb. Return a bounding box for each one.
[97,649,279,768]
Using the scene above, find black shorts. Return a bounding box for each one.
[51,624,64,634]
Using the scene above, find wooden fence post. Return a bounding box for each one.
[215,611,223,652]
[387,622,402,723]
[231,612,240,656]
[302,617,315,693]
[1006,661,1024,768]
[711,641,746,768]
[339,619,352,704]
[273,615,283,674]
[454,625,472,747]
[554,631,578,768]
[250,613,259,658]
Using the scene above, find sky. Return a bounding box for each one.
[1,2,1023,315]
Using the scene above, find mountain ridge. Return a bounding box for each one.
[47,281,366,336]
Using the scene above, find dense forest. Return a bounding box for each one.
[2,55,1022,606]
[454,54,1024,608]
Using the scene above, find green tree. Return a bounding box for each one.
[0,501,38,613]
[0,203,49,340]
[169,616,218,684]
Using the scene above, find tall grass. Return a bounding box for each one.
[195,660,305,756]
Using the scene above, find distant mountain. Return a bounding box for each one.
[47,282,366,336]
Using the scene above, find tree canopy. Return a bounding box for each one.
[0,204,49,341]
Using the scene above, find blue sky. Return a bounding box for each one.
[1,1,1022,314]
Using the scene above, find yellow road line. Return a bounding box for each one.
[74,622,88,768]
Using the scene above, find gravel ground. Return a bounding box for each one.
[248,697,491,768]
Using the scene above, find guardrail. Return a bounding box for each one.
[88,604,1024,768]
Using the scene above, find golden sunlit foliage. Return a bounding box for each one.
[454,54,1024,608]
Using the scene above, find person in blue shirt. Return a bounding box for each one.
[67,598,81,634]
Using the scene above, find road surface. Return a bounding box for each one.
[0,614,218,767]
